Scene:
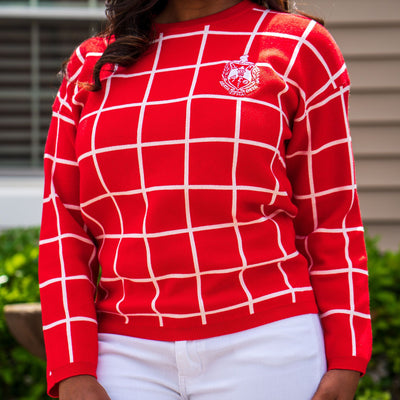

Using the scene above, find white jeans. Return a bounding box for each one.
[97,314,327,400]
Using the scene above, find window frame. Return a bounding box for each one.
[0,2,105,173]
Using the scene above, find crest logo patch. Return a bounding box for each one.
[220,55,260,97]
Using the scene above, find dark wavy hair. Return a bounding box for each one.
[84,0,322,91]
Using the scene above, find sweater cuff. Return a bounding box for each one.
[327,356,369,376]
[47,361,97,398]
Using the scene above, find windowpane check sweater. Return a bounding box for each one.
[39,1,372,396]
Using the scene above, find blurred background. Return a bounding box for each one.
[0,1,399,399]
[0,0,104,233]
[0,0,399,250]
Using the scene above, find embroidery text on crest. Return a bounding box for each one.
[220,55,260,97]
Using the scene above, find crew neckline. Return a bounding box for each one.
[154,0,254,34]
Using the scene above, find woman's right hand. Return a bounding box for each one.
[59,375,111,400]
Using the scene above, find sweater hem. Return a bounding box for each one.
[98,300,319,342]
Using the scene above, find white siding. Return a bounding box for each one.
[302,0,400,250]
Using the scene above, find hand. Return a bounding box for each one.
[312,369,361,400]
[59,375,111,400]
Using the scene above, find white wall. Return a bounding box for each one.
[0,174,43,230]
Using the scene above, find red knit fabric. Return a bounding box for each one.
[39,1,372,396]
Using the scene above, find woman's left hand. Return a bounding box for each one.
[311,369,361,400]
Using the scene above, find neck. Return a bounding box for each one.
[156,0,243,23]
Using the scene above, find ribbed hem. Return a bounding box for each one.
[98,299,319,342]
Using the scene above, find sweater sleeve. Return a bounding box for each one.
[285,22,372,374]
[39,39,103,397]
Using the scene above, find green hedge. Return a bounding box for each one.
[0,227,399,399]
[357,236,400,399]
[0,227,49,400]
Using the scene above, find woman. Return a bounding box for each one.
[39,0,372,399]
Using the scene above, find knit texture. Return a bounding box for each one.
[39,1,372,396]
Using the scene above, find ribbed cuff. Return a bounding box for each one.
[47,361,97,398]
[327,356,369,376]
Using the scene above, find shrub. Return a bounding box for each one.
[0,227,399,399]
[0,227,49,400]
[356,236,400,399]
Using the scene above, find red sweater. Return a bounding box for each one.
[39,0,372,396]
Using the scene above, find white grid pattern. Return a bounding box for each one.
[39,2,371,384]
[136,33,165,327]
[183,25,210,325]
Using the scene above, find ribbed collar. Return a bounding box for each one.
[154,0,256,34]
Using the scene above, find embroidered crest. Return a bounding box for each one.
[220,55,260,96]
